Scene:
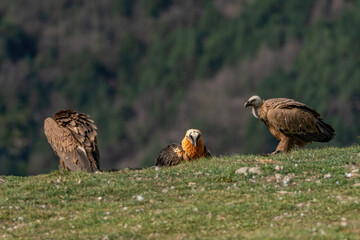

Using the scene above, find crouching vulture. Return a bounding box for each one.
[44,110,100,172]
[244,96,335,154]
[155,129,211,166]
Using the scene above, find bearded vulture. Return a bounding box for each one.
[244,96,335,154]
[155,129,211,166]
[44,110,100,172]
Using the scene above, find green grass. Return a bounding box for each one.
[1,146,360,239]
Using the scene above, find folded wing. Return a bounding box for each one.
[266,100,335,143]
[44,110,100,172]
[155,144,185,166]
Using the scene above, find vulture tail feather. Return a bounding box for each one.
[316,119,335,142]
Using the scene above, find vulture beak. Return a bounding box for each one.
[189,132,200,147]
[244,101,250,108]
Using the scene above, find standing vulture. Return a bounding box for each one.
[155,129,211,166]
[44,110,100,172]
[244,96,335,154]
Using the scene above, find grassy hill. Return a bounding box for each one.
[1,146,360,239]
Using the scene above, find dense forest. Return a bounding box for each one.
[0,0,359,175]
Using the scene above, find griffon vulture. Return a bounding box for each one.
[44,110,100,172]
[155,129,211,166]
[244,96,335,154]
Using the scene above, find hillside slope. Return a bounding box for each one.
[1,146,360,239]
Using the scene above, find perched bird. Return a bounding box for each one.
[155,129,211,166]
[244,96,335,154]
[44,110,100,172]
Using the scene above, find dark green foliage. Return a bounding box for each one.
[141,0,173,17]
[113,0,134,17]
[58,51,114,108]
[196,4,227,76]
[0,21,36,62]
[117,34,145,96]
[197,0,315,77]
[0,0,359,175]
[140,27,199,91]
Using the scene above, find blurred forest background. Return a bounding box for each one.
[0,0,359,175]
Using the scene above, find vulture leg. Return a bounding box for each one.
[59,159,68,170]
[272,137,295,154]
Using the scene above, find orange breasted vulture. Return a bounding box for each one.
[44,110,100,172]
[155,129,211,166]
[244,96,335,154]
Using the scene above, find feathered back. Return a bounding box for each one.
[44,110,100,172]
[260,98,335,143]
[54,110,98,146]
[155,144,185,166]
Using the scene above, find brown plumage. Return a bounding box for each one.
[44,110,100,172]
[155,129,211,166]
[244,96,335,154]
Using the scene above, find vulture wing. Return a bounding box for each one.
[155,143,185,166]
[203,145,211,158]
[44,117,88,171]
[55,110,99,171]
[44,110,100,172]
[265,99,334,142]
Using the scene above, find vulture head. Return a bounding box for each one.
[244,95,263,119]
[244,95,263,108]
[185,129,202,148]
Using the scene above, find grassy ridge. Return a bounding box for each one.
[1,146,360,239]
